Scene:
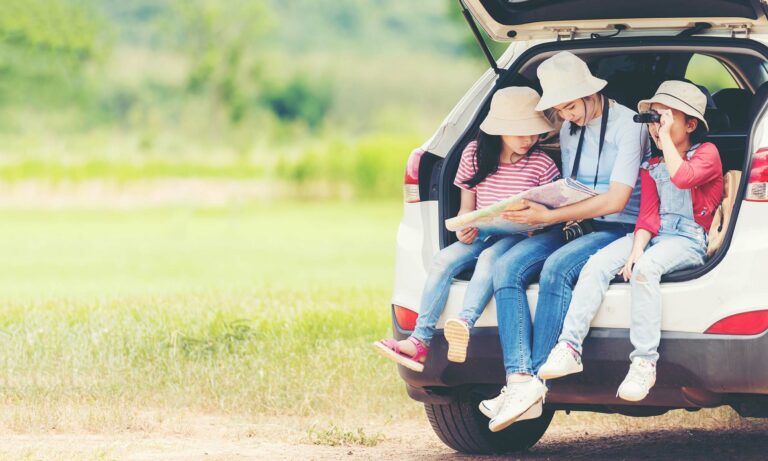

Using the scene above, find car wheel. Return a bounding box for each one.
[424,391,554,454]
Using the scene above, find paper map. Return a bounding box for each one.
[445,178,597,235]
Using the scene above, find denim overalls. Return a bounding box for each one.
[558,146,708,363]
[647,145,708,252]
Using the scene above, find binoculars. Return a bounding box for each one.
[633,110,661,124]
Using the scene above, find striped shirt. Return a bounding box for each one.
[453,140,560,209]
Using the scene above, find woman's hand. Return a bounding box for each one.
[502,200,552,226]
[618,247,644,281]
[457,227,478,244]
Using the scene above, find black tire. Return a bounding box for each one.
[424,391,554,454]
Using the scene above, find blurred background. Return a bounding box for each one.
[1,0,493,201]
[0,0,497,439]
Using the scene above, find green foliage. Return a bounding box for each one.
[0,0,105,59]
[445,0,508,61]
[265,0,468,56]
[0,0,108,110]
[172,0,272,125]
[685,54,739,93]
[0,158,265,182]
[260,75,332,129]
[306,425,385,447]
[275,134,418,198]
[0,0,484,162]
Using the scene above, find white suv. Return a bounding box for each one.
[390,0,768,454]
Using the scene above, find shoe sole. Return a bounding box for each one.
[371,341,424,373]
[488,399,543,433]
[538,363,583,380]
[444,319,470,363]
[617,387,650,402]
[478,400,497,419]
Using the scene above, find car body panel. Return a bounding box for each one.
[391,32,768,407]
[463,0,768,42]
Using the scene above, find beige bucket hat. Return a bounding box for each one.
[637,80,709,131]
[480,86,554,136]
[535,51,607,111]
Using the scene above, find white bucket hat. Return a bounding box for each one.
[480,86,554,136]
[637,80,709,131]
[535,51,607,111]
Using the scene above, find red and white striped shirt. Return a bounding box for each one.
[453,140,560,209]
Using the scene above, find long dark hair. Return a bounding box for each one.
[463,130,537,188]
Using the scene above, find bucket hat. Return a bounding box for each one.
[638,80,709,131]
[535,51,607,111]
[480,86,554,136]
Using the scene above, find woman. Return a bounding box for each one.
[538,80,722,402]
[483,51,650,432]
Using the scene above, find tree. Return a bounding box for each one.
[171,0,272,126]
[0,0,107,106]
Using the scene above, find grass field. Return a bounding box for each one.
[0,197,762,455]
[0,200,424,432]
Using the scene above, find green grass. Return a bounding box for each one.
[0,158,266,182]
[305,424,385,447]
[0,200,420,430]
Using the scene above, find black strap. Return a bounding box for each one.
[570,95,610,188]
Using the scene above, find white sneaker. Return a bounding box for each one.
[617,358,657,402]
[538,341,583,380]
[444,318,470,363]
[479,386,506,418]
[488,378,546,433]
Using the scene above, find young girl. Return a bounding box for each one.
[373,86,560,372]
[538,80,724,401]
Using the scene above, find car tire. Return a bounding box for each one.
[424,391,554,454]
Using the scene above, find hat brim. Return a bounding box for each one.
[479,115,554,136]
[638,94,709,131]
[535,76,607,111]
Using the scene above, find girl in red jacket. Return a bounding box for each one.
[537,80,723,402]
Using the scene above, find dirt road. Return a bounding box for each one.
[1,410,767,460]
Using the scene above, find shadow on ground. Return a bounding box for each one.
[427,428,768,460]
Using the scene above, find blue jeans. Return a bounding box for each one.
[493,222,634,375]
[411,234,525,346]
[559,218,707,363]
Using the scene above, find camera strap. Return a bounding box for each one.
[570,95,610,188]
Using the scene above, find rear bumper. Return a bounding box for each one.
[393,310,768,410]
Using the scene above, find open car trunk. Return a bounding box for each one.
[436,36,768,283]
[462,0,768,41]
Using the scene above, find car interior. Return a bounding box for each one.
[445,44,768,282]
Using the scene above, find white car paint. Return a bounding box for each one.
[392,36,768,336]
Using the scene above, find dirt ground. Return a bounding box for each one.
[1,411,767,461]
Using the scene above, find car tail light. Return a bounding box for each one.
[746,147,768,201]
[404,148,425,203]
[704,310,768,335]
[393,304,418,331]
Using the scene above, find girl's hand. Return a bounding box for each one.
[457,227,478,244]
[619,247,644,281]
[657,109,674,143]
[502,200,552,225]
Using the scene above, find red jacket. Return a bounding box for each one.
[635,142,723,237]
